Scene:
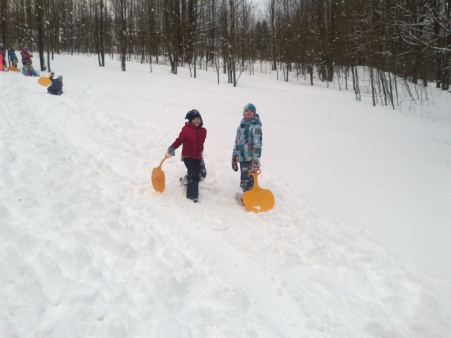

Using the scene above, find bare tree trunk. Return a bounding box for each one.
[95,5,101,66]
[229,0,236,86]
[46,0,51,73]
[270,0,276,71]
[120,0,127,71]
[345,67,348,90]
[308,65,313,85]
[326,0,336,82]
[354,66,361,102]
[194,50,197,78]
[387,72,395,109]
[370,67,376,106]
[100,0,105,66]
[443,0,451,90]
[1,0,7,57]
[37,0,46,71]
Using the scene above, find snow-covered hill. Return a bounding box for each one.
[1,55,450,337]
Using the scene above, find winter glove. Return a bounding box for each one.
[232,155,238,172]
[49,72,54,78]
[167,146,175,157]
[250,159,260,173]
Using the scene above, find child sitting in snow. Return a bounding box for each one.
[231,103,263,193]
[167,110,207,203]
[22,61,38,77]
[47,73,64,95]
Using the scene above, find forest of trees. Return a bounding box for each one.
[1,0,450,100]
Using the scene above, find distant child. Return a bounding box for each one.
[8,47,18,68]
[20,47,33,65]
[0,42,5,69]
[231,103,262,193]
[47,73,64,95]
[167,109,207,203]
[22,61,38,77]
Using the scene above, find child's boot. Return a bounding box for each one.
[186,179,199,203]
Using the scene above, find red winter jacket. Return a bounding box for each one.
[171,122,207,159]
[21,50,33,64]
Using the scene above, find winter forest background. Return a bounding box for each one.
[1,0,451,105]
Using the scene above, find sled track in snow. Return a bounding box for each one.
[1,69,451,337]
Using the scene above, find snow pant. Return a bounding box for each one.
[23,69,38,76]
[239,161,254,192]
[48,86,63,95]
[183,158,202,200]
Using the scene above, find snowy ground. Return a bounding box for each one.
[0,55,450,337]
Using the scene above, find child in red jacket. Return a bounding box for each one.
[167,110,207,203]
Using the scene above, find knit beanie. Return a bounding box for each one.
[57,75,63,80]
[243,103,256,114]
[185,109,202,122]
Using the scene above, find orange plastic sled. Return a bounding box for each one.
[151,154,170,193]
[7,66,19,72]
[242,171,275,213]
[38,75,52,86]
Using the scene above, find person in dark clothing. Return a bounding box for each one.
[47,73,64,95]
[167,110,207,203]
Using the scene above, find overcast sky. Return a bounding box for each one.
[252,0,266,13]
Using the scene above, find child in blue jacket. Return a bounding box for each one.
[8,47,18,68]
[231,103,263,192]
[47,73,64,95]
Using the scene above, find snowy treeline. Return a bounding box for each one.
[1,0,451,91]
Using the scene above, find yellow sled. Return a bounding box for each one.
[242,171,275,213]
[38,75,52,86]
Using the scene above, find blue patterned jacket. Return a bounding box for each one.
[8,49,18,61]
[232,115,262,162]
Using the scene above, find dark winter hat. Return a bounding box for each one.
[185,109,202,122]
[243,103,256,114]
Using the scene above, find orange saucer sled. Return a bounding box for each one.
[242,171,275,213]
